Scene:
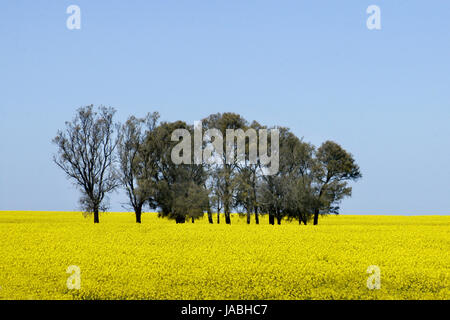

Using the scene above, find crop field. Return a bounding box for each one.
[0,211,448,300]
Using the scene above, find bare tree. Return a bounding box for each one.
[118,112,159,223]
[52,105,119,223]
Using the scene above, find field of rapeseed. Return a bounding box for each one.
[0,211,448,300]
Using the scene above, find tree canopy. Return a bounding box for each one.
[54,106,361,225]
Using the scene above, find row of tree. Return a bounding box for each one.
[53,105,361,225]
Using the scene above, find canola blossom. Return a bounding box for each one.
[0,212,448,300]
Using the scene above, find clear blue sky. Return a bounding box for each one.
[1,1,449,214]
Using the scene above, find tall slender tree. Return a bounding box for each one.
[118,112,159,223]
[259,127,294,225]
[284,140,316,225]
[208,167,225,224]
[234,121,264,224]
[203,113,248,224]
[52,105,119,223]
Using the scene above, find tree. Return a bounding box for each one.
[118,112,159,223]
[203,113,248,224]
[284,140,316,225]
[146,121,209,223]
[234,121,264,224]
[258,127,293,225]
[259,174,284,225]
[172,182,209,223]
[235,167,254,224]
[52,105,119,223]
[311,141,362,225]
[208,167,225,224]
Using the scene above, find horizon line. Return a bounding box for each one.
[0,210,448,216]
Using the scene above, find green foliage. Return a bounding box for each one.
[55,108,362,225]
[310,141,362,224]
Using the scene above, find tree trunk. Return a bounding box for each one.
[269,213,275,225]
[176,216,186,224]
[207,200,213,224]
[191,216,195,223]
[299,213,307,225]
[217,210,220,224]
[252,182,258,224]
[275,208,281,225]
[94,209,99,223]
[313,209,319,225]
[225,212,231,225]
[207,213,213,224]
[135,207,142,224]
[246,211,251,224]
[224,196,231,224]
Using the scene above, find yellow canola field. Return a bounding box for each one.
[0,211,448,300]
